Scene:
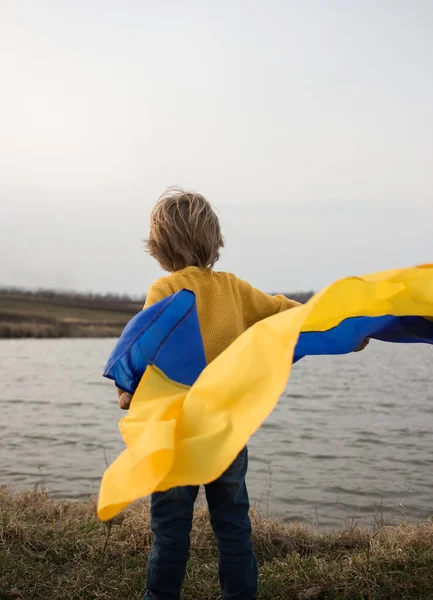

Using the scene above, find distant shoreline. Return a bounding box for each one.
[0,321,124,339]
[0,289,313,339]
[0,291,140,339]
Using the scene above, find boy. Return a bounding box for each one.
[117,188,366,600]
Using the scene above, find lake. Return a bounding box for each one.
[1,338,432,528]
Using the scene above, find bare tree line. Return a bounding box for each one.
[0,286,314,308]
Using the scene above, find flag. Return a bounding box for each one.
[98,265,433,520]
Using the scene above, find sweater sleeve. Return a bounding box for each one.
[235,277,301,328]
[143,278,173,309]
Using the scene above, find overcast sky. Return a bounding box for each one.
[1,0,432,296]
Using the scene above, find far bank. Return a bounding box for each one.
[0,289,312,338]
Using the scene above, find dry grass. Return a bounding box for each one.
[0,321,124,339]
[0,294,137,338]
[1,489,433,599]
[0,290,312,340]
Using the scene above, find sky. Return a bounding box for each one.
[1,0,432,296]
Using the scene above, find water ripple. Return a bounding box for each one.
[2,338,433,528]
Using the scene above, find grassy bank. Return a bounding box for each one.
[1,489,433,599]
[0,292,141,338]
[0,289,313,339]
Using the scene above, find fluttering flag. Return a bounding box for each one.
[97,265,433,520]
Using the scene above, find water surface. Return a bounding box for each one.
[1,339,432,527]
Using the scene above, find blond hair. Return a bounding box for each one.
[145,187,224,272]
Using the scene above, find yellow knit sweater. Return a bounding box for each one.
[144,267,300,364]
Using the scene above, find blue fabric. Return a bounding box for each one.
[143,448,257,600]
[293,315,433,362]
[103,290,206,393]
[153,299,207,386]
[105,290,433,393]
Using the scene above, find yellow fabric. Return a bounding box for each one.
[98,367,189,519]
[98,265,433,521]
[144,267,300,363]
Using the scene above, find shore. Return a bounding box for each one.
[0,290,313,339]
[1,489,432,599]
[0,292,141,338]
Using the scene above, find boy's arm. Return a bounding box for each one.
[143,279,172,309]
[117,279,172,409]
[117,387,133,410]
[274,294,302,310]
[235,278,369,352]
[354,338,370,352]
[235,277,301,328]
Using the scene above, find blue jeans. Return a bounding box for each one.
[143,447,257,600]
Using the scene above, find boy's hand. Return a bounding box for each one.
[354,338,370,352]
[117,387,133,410]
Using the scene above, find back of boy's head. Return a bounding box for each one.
[146,187,224,272]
